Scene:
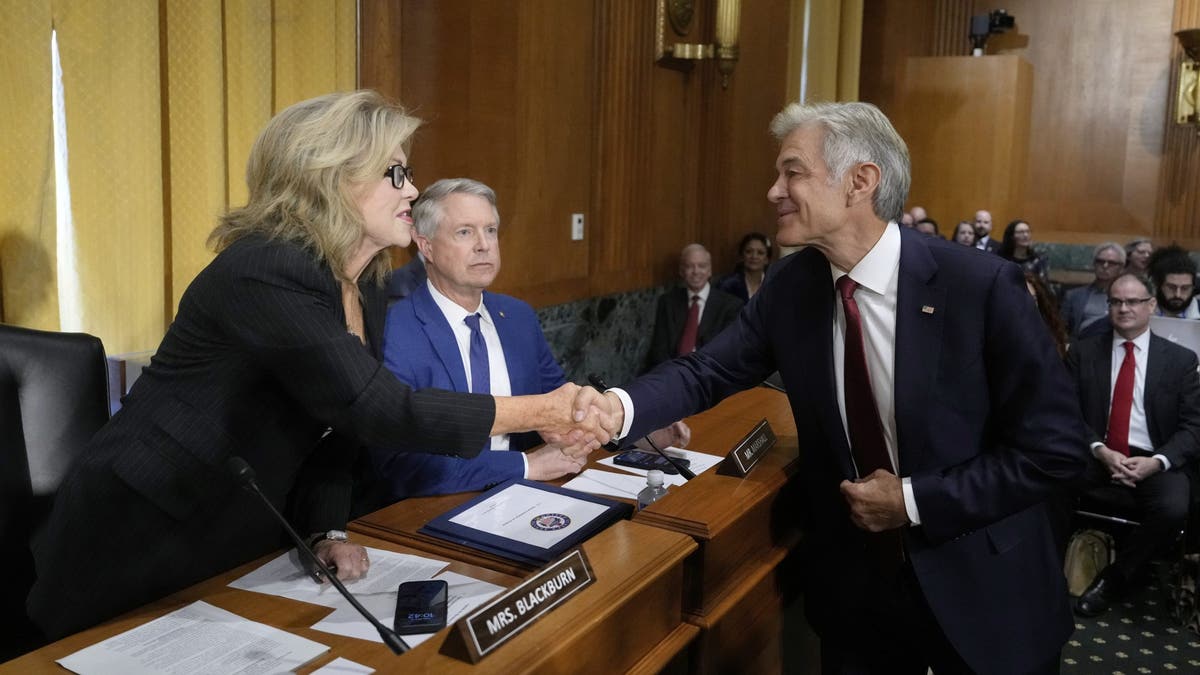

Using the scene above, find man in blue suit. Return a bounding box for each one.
[583,103,1088,674]
[372,178,687,501]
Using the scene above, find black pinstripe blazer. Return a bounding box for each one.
[28,235,494,638]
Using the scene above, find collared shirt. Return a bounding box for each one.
[1090,328,1171,470]
[426,280,516,457]
[975,235,991,251]
[829,223,921,525]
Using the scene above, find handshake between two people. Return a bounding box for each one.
[512,383,690,482]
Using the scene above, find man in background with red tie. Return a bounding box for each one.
[644,243,742,370]
[1067,272,1200,617]
[587,101,1088,674]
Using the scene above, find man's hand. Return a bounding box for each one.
[535,383,611,451]
[1095,445,1139,487]
[313,540,370,582]
[839,469,909,532]
[526,444,589,481]
[1120,455,1163,483]
[568,387,624,440]
[637,421,691,451]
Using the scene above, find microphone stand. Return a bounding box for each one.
[226,457,410,654]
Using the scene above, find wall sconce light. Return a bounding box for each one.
[1176,29,1199,127]
[655,0,741,89]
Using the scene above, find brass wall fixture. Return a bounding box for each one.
[1177,29,1199,127]
[655,0,741,89]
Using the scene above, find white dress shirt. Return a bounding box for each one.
[426,282,523,472]
[1090,328,1170,470]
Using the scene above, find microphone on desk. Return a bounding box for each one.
[226,456,410,655]
[587,374,695,481]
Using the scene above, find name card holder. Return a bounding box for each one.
[443,549,596,663]
[717,418,775,477]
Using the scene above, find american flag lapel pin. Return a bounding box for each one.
[921,305,935,314]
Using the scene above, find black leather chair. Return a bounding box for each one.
[0,324,109,660]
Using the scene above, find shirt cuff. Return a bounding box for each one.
[1154,453,1172,472]
[520,451,530,479]
[608,387,635,441]
[1089,441,1105,458]
[901,477,921,526]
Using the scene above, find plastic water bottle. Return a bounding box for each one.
[637,470,669,510]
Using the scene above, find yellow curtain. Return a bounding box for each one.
[787,0,863,103]
[0,0,357,354]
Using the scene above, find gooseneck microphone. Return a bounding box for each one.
[587,374,695,481]
[226,456,410,654]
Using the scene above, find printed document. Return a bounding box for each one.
[449,482,609,549]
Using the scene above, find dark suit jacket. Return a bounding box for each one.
[27,236,494,639]
[977,235,1001,254]
[645,285,743,370]
[386,253,426,302]
[1066,331,1200,468]
[623,227,1088,674]
[369,284,566,499]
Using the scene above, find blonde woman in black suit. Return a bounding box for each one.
[27,91,608,640]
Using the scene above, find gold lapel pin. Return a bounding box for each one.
[921,305,935,314]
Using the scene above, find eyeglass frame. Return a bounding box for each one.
[384,163,414,190]
[1106,297,1153,309]
[1093,258,1123,268]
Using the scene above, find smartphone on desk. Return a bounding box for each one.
[394,579,448,635]
[613,449,690,475]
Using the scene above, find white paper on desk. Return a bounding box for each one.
[448,482,609,549]
[311,656,375,674]
[562,469,646,499]
[310,570,504,648]
[598,447,724,486]
[228,547,448,607]
[57,600,326,675]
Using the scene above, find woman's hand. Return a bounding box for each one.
[313,540,370,581]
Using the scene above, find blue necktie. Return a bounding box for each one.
[464,313,491,451]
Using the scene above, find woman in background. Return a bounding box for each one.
[717,232,771,302]
[1000,219,1049,285]
[952,221,976,247]
[27,90,605,640]
[1025,271,1068,359]
[1125,238,1153,275]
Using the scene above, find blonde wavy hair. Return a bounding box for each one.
[208,90,421,285]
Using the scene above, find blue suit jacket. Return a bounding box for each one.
[623,227,1088,675]
[371,283,566,499]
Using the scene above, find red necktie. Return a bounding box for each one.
[1106,341,1136,456]
[676,294,700,356]
[836,276,892,475]
[837,275,901,563]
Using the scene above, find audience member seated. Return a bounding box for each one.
[899,212,915,228]
[1125,238,1154,276]
[716,232,771,303]
[973,209,1001,253]
[999,219,1049,285]
[909,204,927,223]
[1026,271,1068,359]
[1062,242,1126,338]
[1149,244,1199,319]
[1067,273,1200,617]
[370,179,688,502]
[915,218,940,238]
[951,221,975,247]
[646,244,743,370]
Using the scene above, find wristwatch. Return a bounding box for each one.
[307,529,349,549]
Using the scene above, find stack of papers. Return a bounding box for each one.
[562,447,725,499]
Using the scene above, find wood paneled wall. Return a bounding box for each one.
[360,0,790,307]
[862,0,1182,244]
[1157,0,1200,246]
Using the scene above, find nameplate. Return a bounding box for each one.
[719,419,775,477]
[455,549,595,662]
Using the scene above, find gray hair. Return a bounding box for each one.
[412,178,499,238]
[1094,242,1127,265]
[769,101,910,223]
[1125,238,1151,254]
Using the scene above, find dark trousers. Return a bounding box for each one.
[1083,456,1191,580]
[816,560,1061,675]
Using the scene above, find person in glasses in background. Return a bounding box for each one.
[1062,242,1127,338]
[1149,245,1200,319]
[26,90,610,641]
[1066,272,1200,617]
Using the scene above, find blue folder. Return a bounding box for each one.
[418,479,632,566]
